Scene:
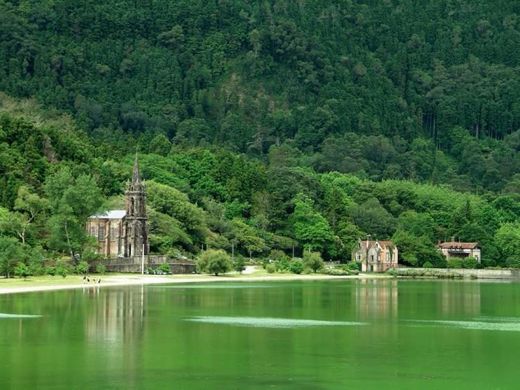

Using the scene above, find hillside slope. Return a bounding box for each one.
[1,94,519,271]
[0,0,519,191]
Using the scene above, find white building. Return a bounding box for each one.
[437,242,481,263]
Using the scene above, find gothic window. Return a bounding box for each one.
[110,226,118,241]
[98,226,106,241]
[130,198,135,215]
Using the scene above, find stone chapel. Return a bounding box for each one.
[87,156,149,258]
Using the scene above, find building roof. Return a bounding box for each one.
[89,210,126,220]
[358,240,395,250]
[438,241,479,250]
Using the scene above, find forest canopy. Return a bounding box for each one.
[0,1,519,274]
[0,0,519,192]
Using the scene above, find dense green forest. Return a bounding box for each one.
[0,94,519,275]
[1,0,520,191]
[0,1,519,275]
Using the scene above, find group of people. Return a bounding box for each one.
[82,276,101,284]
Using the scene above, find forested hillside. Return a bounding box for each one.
[1,0,520,192]
[0,94,519,275]
[0,1,519,275]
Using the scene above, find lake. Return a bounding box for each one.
[1,279,520,389]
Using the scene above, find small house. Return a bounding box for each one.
[352,239,398,272]
[438,242,481,263]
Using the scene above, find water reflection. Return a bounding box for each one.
[355,279,399,320]
[85,285,146,344]
[439,281,481,316]
[1,280,520,389]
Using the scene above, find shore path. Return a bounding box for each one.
[0,273,389,295]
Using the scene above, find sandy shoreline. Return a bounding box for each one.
[0,273,388,295]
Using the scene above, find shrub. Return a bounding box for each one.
[462,257,478,269]
[321,267,350,276]
[55,261,70,278]
[289,259,304,274]
[447,259,463,269]
[347,262,361,271]
[303,252,324,273]
[76,261,89,275]
[505,258,520,268]
[269,250,290,262]
[81,250,102,263]
[95,264,107,274]
[14,263,31,279]
[423,261,433,268]
[387,268,397,276]
[274,257,290,272]
[482,258,497,268]
[233,256,246,273]
[45,266,56,276]
[266,263,276,274]
[158,263,171,274]
[197,249,232,276]
[29,263,45,276]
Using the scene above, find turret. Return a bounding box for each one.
[124,154,149,257]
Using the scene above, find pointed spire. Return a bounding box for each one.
[132,153,141,185]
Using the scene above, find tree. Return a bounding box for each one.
[396,211,436,241]
[233,256,246,274]
[229,219,268,259]
[349,198,396,239]
[147,181,208,247]
[148,134,172,156]
[303,252,324,273]
[44,167,103,259]
[495,223,520,263]
[13,186,49,244]
[0,236,24,278]
[291,193,334,252]
[197,249,232,276]
[392,230,446,268]
[14,262,30,279]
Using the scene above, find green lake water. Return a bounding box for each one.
[1,279,520,389]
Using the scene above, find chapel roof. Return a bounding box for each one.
[89,210,127,220]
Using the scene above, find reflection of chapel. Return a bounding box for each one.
[87,156,149,258]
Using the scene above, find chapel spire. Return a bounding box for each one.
[124,153,149,257]
[132,153,141,185]
[128,153,144,192]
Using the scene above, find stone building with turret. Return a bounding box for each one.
[352,239,398,272]
[87,156,149,258]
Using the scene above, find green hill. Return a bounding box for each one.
[0,94,519,273]
[1,0,519,191]
[0,1,519,274]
